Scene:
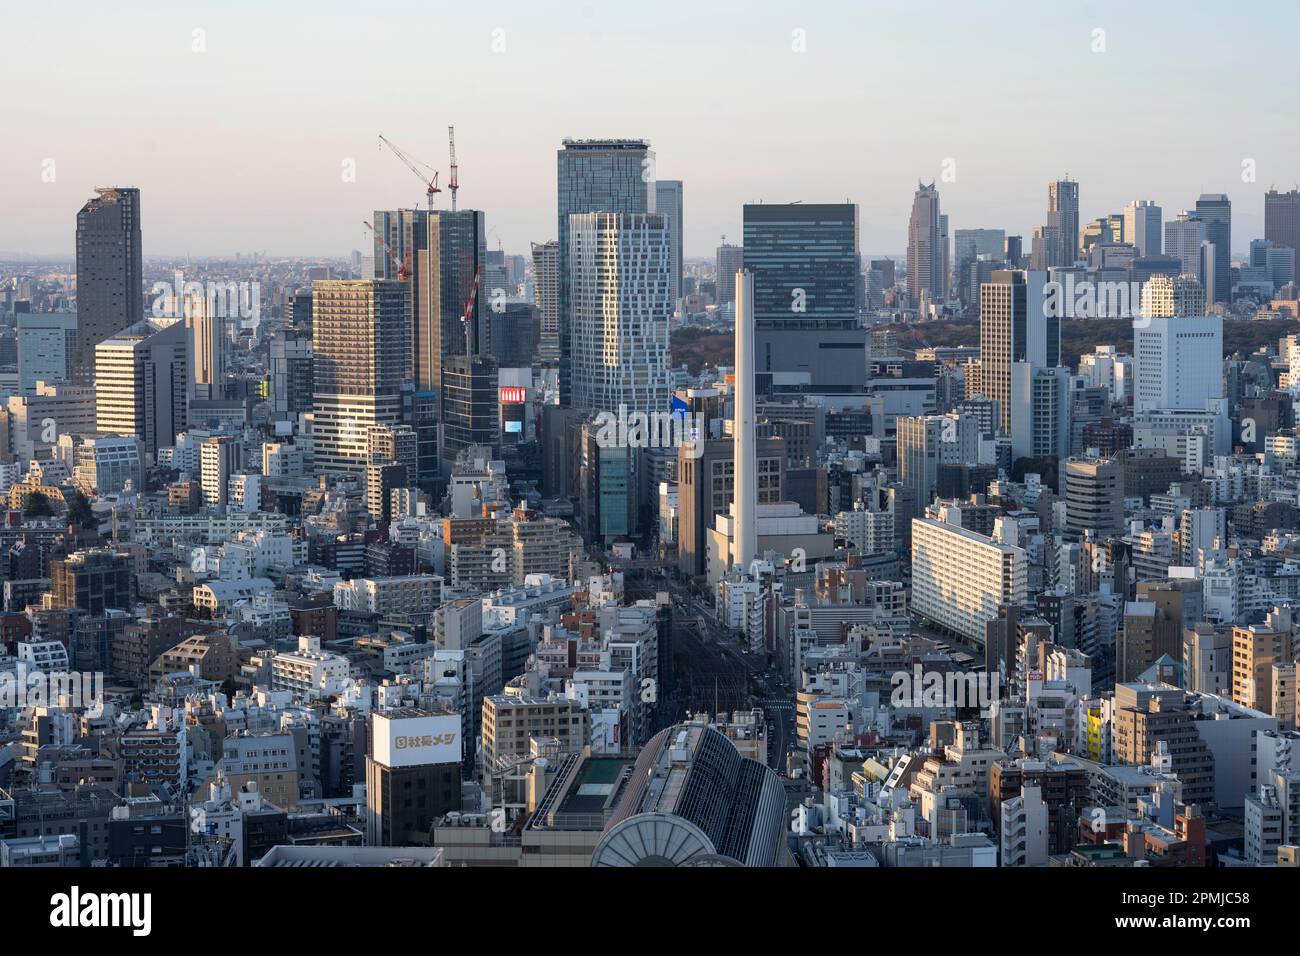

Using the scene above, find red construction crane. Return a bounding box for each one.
[447,126,459,212]
[460,265,482,353]
[362,220,410,281]
[378,134,441,211]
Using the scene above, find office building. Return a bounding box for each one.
[531,240,561,364]
[48,549,133,615]
[1194,194,1231,303]
[1047,179,1079,266]
[655,179,683,310]
[677,436,785,577]
[364,712,465,842]
[1064,457,1124,538]
[716,243,744,306]
[183,293,226,404]
[743,202,863,392]
[441,355,500,467]
[1123,200,1162,258]
[1164,212,1208,278]
[94,318,188,459]
[415,209,486,400]
[1265,188,1300,261]
[74,187,143,385]
[978,269,1054,432]
[17,312,76,395]
[72,434,144,496]
[268,334,313,420]
[1132,313,1222,415]
[907,182,943,302]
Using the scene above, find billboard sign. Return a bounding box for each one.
[372,712,460,768]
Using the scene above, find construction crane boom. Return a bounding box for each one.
[460,265,482,353]
[378,134,441,211]
[448,126,459,211]
[362,220,411,281]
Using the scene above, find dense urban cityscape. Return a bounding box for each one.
[3,2,1295,935]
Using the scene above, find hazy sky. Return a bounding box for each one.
[4,0,1297,261]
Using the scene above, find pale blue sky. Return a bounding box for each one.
[3,0,1296,259]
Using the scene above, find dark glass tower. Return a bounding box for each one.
[74,187,143,386]
[1195,193,1231,303]
[742,203,863,393]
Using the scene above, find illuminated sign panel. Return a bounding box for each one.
[499,386,526,404]
[372,713,460,768]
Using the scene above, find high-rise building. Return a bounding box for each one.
[977,270,1054,432]
[655,179,683,311]
[907,182,943,302]
[716,243,745,306]
[16,312,76,396]
[269,334,313,420]
[415,210,486,400]
[897,414,982,517]
[1010,363,1071,461]
[74,187,142,385]
[1124,200,1163,258]
[1194,193,1231,303]
[439,354,500,467]
[531,240,561,364]
[1133,312,1222,415]
[743,203,863,393]
[569,212,672,414]
[311,279,409,474]
[1047,179,1079,266]
[557,139,653,405]
[182,294,226,404]
[94,318,188,459]
[1265,188,1300,264]
[1164,212,1208,278]
[953,229,1006,266]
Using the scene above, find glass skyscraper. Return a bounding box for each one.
[1195,193,1232,303]
[75,187,143,386]
[742,202,863,393]
[556,139,653,405]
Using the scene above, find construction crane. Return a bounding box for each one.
[460,265,482,353]
[378,134,441,211]
[447,126,459,211]
[361,220,410,281]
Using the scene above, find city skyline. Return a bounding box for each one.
[4,1,1298,259]
[7,0,1300,907]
